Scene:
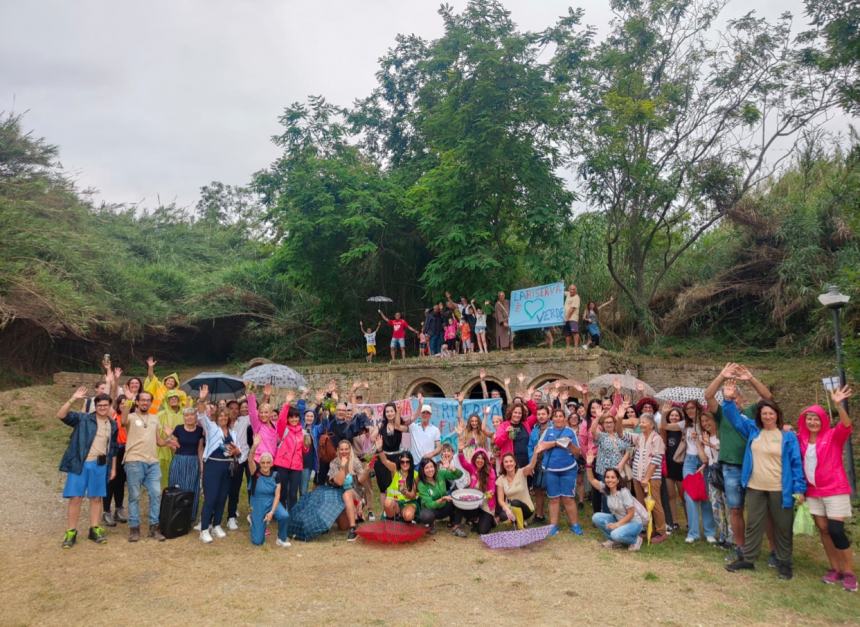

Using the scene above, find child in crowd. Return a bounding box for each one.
[360,321,381,363]
[474,304,488,353]
[459,316,473,353]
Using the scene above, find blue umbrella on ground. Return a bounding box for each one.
[287,486,345,541]
[241,363,308,389]
[180,372,245,401]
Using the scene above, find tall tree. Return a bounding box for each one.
[555,0,844,333]
[802,0,860,113]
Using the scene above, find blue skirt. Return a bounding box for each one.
[168,454,201,521]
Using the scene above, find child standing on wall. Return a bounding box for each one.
[473,302,488,353]
[360,321,381,363]
[459,316,473,354]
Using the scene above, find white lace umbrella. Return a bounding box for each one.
[656,387,723,404]
[241,364,308,389]
[588,373,656,396]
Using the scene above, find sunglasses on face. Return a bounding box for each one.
[400,459,411,465]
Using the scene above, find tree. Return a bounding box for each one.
[554,0,844,333]
[802,0,860,113]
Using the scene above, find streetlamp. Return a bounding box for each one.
[818,284,855,497]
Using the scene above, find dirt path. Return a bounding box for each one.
[1,389,858,626]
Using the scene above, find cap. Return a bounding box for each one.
[420,404,432,414]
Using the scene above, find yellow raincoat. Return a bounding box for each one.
[145,371,189,413]
[157,390,185,486]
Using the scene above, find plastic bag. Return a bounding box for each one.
[792,502,815,536]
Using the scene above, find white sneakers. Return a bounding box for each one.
[227,517,239,531]
[212,525,227,539]
[200,529,213,544]
[193,522,202,532]
[276,538,291,548]
[706,536,717,544]
[628,536,643,552]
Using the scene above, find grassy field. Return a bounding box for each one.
[1,372,859,626]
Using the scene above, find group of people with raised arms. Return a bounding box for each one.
[55,358,856,592]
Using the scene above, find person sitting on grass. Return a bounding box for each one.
[415,457,464,534]
[796,385,856,593]
[247,435,290,547]
[360,320,381,363]
[328,439,368,541]
[377,450,419,523]
[585,452,645,551]
[496,453,535,529]
[57,386,118,548]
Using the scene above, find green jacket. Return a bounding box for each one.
[418,468,463,509]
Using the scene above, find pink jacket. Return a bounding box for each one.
[459,448,497,513]
[797,405,852,498]
[494,410,537,458]
[247,394,278,462]
[274,403,310,471]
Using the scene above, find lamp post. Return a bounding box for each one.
[818,285,855,497]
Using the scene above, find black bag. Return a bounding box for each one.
[159,486,194,539]
[707,462,724,492]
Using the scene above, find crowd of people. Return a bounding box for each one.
[360,285,613,361]
[56,358,856,592]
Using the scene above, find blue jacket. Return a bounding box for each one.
[721,401,805,508]
[59,412,118,475]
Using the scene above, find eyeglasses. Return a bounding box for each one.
[399,460,411,465]
[95,404,111,408]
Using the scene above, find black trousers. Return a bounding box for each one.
[227,460,250,519]
[418,502,465,526]
[507,499,534,521]
[274,466,303,511]
[103,446,126,511]
[462,508,496,534]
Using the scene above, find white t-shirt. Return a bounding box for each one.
[804,443,817,487]
[364,331,377,346]
[684,426,700,457]
[409,421,441,463]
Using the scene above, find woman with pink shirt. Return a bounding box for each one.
[246,389,278,463]
[797,385,856,593]
[273,404,310,511]
[494,404,537,468]
[457,448,497,535]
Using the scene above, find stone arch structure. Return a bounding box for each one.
[404,377,447,398]
[527,372,569,392]
[459,376,510,402]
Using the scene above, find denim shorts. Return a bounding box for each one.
[721,463,744,509]
[63,460,108,498]
[545,468,577,499]
[390,338,405,349]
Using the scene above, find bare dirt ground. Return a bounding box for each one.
[1,385,859,626]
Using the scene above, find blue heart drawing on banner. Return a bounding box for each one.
[523,299,544,319]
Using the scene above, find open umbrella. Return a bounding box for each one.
[644,484,656,544]
[480,525,555,549]
[355,520,428,544]
[656,386,723,405]
[366,296,393,303]
[287,486,344,541]
[242,363,307,389]
[180,372,245,401]
[538,378,584,393]
[588,373,656,396]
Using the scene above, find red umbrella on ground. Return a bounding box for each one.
[355,520,428,544]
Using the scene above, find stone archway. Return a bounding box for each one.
[404,377,447,398]
[460,376,510,403]
[527,373,569,400]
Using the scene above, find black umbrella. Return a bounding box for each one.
[180,372,245,401]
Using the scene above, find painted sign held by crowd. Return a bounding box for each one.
[509,281,565,331]
[407,397,503,438]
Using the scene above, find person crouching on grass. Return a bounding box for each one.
[57,386,118,548]
[247,436,290,547]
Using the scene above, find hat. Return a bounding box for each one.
[420,404,432,413]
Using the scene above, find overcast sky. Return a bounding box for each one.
[0,0,847,210]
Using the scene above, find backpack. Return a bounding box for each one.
[318,432,337,463]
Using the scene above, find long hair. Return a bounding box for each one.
[585,399,602,429]
[398,452,416,491]
[505,404,525,424]
[473,450,492,492]
[500,452,518,478]
[755,401,784,430]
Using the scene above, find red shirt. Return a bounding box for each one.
[388,319,408,339]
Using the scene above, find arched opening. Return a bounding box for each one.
[461,377,509,403]
[527,373,569,400]
[406,378,446,398]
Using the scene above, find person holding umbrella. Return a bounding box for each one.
[378,310,419,360]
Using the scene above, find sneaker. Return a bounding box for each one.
[685,536,697,544]
[570,523,584,536]
[88,526,108,544]
[346,527,358,542]
[534,515,546,523]
[548,525,560,537]
[843,573,858,593]
[726,545,743,562]
[276,538,292,548]
[200,529,213,544]
[777,562,793,580]
[706,536,717,544]
[226,517,239,531]
[601,540,619,549]
[725,559,755,573]
[628,535,643,552]
[767,551,778,568]
[61,529,77,549]
[212,525,227,539]
[821,569,842,585]
[102,511,117,527]
[193,522,202,532]
[148,525,166,541]
[427,524,437,536]
[246,514,252,524]
[367,511,376,522]
[452,527,468,538]
[128,527,140,543]
[114,507,128,523]
[649,533,666,545]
